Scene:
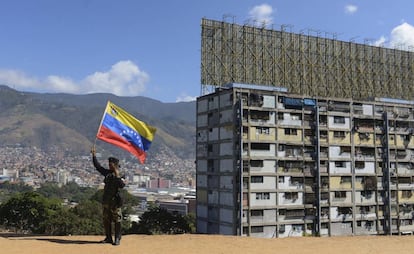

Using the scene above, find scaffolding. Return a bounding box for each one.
[201,18,414,100]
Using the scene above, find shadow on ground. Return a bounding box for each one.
[34,238,101,244]
[1,233,102,244]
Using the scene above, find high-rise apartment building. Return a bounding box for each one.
[196,83,414,238]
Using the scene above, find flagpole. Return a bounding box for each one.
[93,101,110,152]
[95,100,110,138]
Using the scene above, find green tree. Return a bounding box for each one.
[37,181,96,203]
[0,191,62,234]
[0,181,34,203]
[70,199,103,235]
[36,182,63,199]
[183,213,196,233]
[130,206,192,235]
[0,181,33,192]
[61,182,97,203]
[41,207,80,235]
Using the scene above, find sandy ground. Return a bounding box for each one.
[2,234,414,254]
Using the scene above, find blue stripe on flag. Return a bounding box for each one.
[102,113,152,152]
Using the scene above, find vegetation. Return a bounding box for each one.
[0,181,195,235]
[128,205,194,235]
[36,182,96,203]
[0,181,33,203]
[0,191,61,234]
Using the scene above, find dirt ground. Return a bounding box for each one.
[2,233,414,254]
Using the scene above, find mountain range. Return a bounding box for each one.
[0,85,196,162]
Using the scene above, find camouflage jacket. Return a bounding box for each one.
[92,156,125,206]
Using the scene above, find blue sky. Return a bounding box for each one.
[1,0,414,102]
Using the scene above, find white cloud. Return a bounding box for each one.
[374,22,414,50]
[389,22,414,49]
[0,69,40,89]
[344,4,358,15]
[248,4,274,26]
[176,93,197,102]
[46,75,79,93]
[0,60,149,96]
[82,60,149,96]
[374,36,387,47]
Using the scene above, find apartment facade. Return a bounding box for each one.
[196,83,414,238]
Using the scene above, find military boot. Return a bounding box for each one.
[100,221,113,244]
[113,222,122,246]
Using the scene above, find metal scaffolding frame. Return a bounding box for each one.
[201,18,414,100]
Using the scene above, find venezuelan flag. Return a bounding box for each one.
[96,101,157,163]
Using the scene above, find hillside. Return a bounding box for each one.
[2,234,414,254]
[0,85,196,161]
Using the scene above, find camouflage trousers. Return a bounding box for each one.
[102,203,122,223]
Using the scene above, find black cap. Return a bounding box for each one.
[108,157,120,167]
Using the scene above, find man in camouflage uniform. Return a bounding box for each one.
[91,146,125,246]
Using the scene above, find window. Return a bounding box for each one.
[333,131,346,138]
[286,209,305,217]
[361,190,373,198]
[292,225,302,232]
[243,126,249,135]
[340,176,352,184]
[360,206,370,214]
[251,226,264,233]
[251,210,264,217]
[340,146,351,154]
[355,161,365,169]
[334,116,345,124]
[257,127,270,135]
[291,113,301,120]
[250,160,263,167]
[334,191,347,198]
[251,143,270,150]
[335,161,346,168]
[250,110,269,120]
[208,159,215,172]
[338,207,352,215]
[402,190,413,198]
[321,192,329,200]
[284,192,299,200]
[256,192,270,200]
[285,128,298,135]
[359,132,370,140]
[251,176,264,183]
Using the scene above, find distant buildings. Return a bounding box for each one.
[0,169,18,183]
[147,178,171,189]
[0,144,194,189]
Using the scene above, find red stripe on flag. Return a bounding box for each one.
[97,125,147,163]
